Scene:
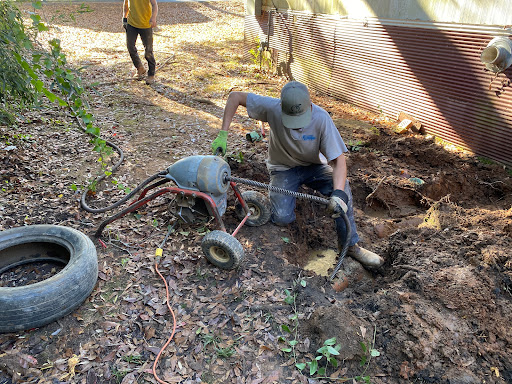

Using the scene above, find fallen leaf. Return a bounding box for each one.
[491,367,500,377]
[400,361,413,379]
[360,325,367,339]
[144,326,156,339]
[121,372,137,384]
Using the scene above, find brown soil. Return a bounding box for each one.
[1,2,511,384]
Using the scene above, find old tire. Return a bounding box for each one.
[234,191,271,227]
[0,225,98,333]
[201,230,244,270]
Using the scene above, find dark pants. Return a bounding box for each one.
[126,24,156,76]
[269,164,360,248]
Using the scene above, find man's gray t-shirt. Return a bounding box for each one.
[246,93,348,172]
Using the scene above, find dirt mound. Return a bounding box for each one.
[1,2,511,384]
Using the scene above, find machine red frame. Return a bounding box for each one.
[94,181,252,239]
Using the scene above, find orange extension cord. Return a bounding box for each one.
[152,245,177,384]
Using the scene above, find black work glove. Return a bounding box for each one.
[328,189,349,218]
[123,17,128,30]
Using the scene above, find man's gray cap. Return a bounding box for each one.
[280,81,312,128]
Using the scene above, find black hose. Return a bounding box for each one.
[66,93,130,214]
[81,171,168,213]
[159,220,178,249]
[329,213,351,281]
[227,175,350,280]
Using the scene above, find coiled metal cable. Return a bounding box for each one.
[227,176,330,205]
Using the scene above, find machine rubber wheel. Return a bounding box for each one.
[235,191,271,227]
[0,225,98,333]
[201,230,244,270]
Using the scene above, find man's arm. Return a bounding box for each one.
[149,0,158,28]
[123,0,129,18]
[330,153,348,191]
[211,92,248,155]
[221,92,248,131]
[327,153,349,217]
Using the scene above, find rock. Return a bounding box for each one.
[374,222,396,238]
[332,257,373,288]
[397,111,423,133]
[397,119,413,134]
[332,276,349,292]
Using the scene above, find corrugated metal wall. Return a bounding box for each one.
[245,11,512,166]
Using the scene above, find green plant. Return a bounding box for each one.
[87,178,99,193]
[196,225,209,234]
[0,133,33,143]
[477,156,494,165]
[122,354,144,365]
[120,258,129,267]
[216,346,236,358]
[296,338,341,376]
[346,140,366,152]
[227,151,244,164]
[201,333,218,346]
[48,3,93,24]
[1,1,114,192]
[200,332,237,359]
[278,278,307,364]
[111,367,129,383]
[249,39,259,65]
[110,177,131,193]
[249,37,272,71]
[0,0,39,122]
[354,327,380,383]
[279,277,380,382]
[195,267,210,279]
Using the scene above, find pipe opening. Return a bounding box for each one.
[481,46,499,64]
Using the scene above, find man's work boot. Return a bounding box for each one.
[347,244,384,267]
[135,67,146,80]
[146,75,155,85]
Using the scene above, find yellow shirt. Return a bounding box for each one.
[128,0,152,29]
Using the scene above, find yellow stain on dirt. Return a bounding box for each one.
[304,249,338,276]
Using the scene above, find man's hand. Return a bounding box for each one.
[328,189,349,218]
[149,17,157,28]
[211,130,228,156]
[122,17,128,30]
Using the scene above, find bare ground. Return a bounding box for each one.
[1,2,512,384]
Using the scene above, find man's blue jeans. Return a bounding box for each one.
[269,164,360,247]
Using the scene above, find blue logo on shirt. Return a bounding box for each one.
[302,135,316,141]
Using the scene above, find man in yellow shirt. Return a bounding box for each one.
[123,0,158,84]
